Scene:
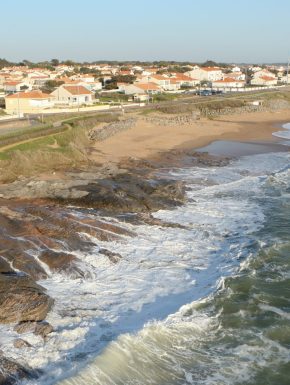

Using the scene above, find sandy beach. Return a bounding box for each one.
[90,109,290,164]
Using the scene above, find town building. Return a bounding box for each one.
[5,90,54,115]
[50,85,94,105]
[185,67,223,82]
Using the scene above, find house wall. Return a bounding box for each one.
[186,69,223,81]
[212,81,245,88]
[51,87,93,104]
[5,98,53,114]
[250,78,278,86]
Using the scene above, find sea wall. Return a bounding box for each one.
[89,118,137,141]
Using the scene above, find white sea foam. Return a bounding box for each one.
[272,122,290,140]
[1,151,289,385]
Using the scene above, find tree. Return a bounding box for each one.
[112,74,136,84]
[104,81,118,90]
[41,80,64,93]
[202,60,219,67]
[79,66,91,74]
[0,58,13,69]
[50,59,59,67]
[62,60,75,66]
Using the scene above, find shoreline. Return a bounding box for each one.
[89,109,290,166]
[0,109,290,385]
[0,108,289,186]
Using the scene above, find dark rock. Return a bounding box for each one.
[34,321,53,338]
[0,356,38,385]
[0,274,53,324]
[14,321,36,334]
[13,339,32,349]
[14,320,53,339]
[99,248,122,264]
[5,251,48,280]
[39,250,85,278]
[0,256,14,274]
[62,174,186,213]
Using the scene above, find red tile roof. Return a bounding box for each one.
[6,91,52,99]
[214,77,245,83]
[201,67,222,72]
[4,81,22,86]
[260,76,276,81]
[62,85,92,95]
[172,73,195,81]
[134,82,160,91]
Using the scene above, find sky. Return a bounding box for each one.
[2,0,290,63]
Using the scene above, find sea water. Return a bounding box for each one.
[2,140,290,385]
[272,122,290,141]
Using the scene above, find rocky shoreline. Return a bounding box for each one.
[0,150,230,384]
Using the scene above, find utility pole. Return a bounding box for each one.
[17,92,20,119]
[147,76,150,105]
[77,84,80,112]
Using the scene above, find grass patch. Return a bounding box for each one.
[138,108,156,116]
[0,112,121,182]
[153,93,179,102]
[0,124,90,183]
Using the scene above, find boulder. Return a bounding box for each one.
[0,356,38,385]
[0,274,53,324]
[14,321,53,339]
[39,250,85,278]
[13,339,32,349]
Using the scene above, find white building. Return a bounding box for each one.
[250,76,278,86]
[212,77,245,88]
[185,67,223,82]
[5,90,55,114]
[252,69,276,79]
[118,82,161,95]
[4,81,32,93]
[51,85,94,105]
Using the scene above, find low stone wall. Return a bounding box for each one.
[199,105,264,118]
[200,99,290,118]
[89,118,137,141]
[145,112,200,126]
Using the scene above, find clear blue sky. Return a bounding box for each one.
[2,0,290,63]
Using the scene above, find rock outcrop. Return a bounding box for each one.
[0,274,53,324]
[0,355,38,385]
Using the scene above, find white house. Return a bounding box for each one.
[231,66,241,72]
[81,81,103,92]
[252,69,276,79]
[5,90,55,114]
[281,74,290,84]
[226,72,246,81]
[4,81,32,93]
[185,67,223,82]
[145,75,171,89]
[250,76,278,86]
[118,82,161,95]
[51,85,94,105]
[170,73,200,87]
[212,77,245,89]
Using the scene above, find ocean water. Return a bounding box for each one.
[272,122,290,140]
[2,140,290,385]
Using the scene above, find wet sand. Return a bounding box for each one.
[90,110,290,165]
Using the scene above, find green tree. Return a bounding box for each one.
[50,59,59,67]
[41,80,64,93]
